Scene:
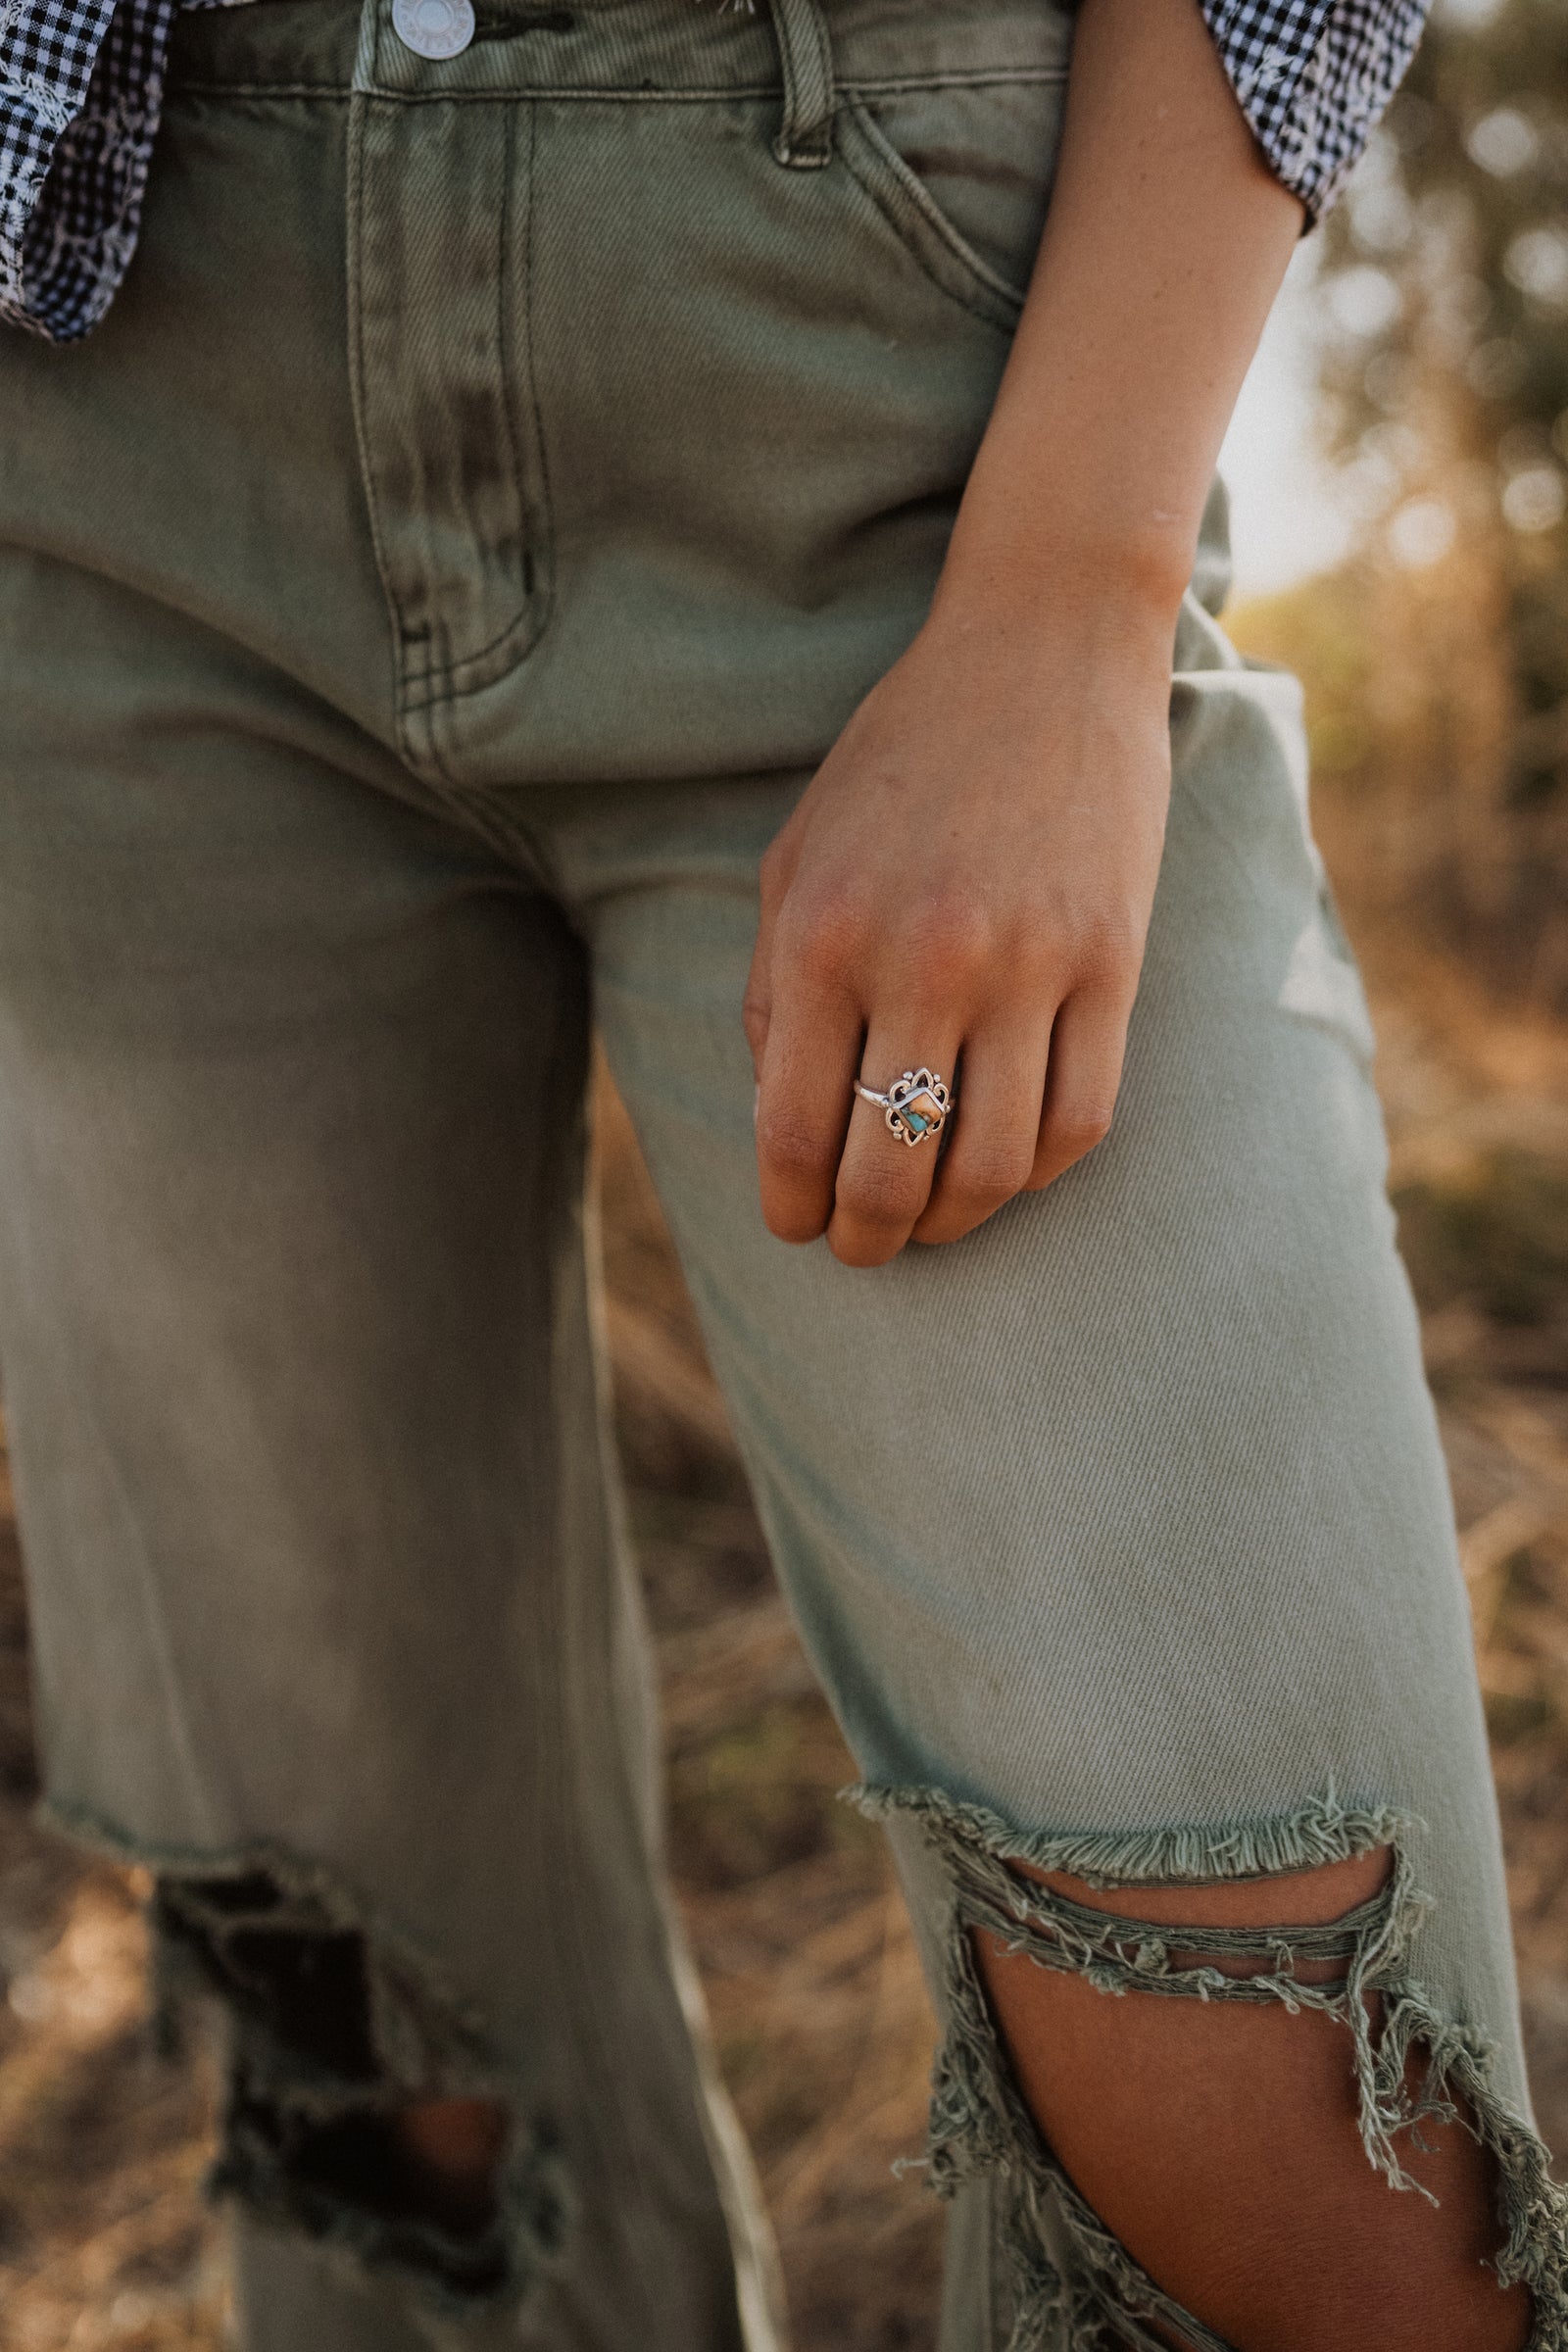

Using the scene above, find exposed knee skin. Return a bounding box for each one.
[974,1851,1531,2352]
[391,2098,510,2230]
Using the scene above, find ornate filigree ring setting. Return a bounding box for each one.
[853,1067,955,1148]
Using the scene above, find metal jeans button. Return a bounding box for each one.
[392,0,475,58]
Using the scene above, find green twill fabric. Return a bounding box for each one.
[0,0,1553,2345]
[0,0,1431,342]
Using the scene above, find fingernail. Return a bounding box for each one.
[753,1084,760,1127]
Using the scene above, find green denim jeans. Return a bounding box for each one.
[1,0,1562,2344]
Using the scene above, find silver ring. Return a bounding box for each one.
[853,1066,954,1148]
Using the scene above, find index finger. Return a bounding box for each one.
[755,986,862,1246]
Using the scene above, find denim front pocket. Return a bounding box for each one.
[834,72,1069,334]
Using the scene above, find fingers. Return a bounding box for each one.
[753,824,867,1247]
[911,1019,1054,1247]
[760,986,1129,1259]
[1025,986,1131,1192]
[905,985,1127,1250]
[754,981,862,1246]
[826,1021,964,1267]
[752,818,1132,1258]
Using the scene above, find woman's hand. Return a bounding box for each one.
[744,577,1174,1266]
[746,0,1304,1265]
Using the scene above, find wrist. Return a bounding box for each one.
[924,526,1188,677]
[931,498,1196,643]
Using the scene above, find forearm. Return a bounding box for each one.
[750,0,1311,1264]
[936,0,1304,629]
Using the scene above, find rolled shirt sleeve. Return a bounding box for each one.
[1198,0,1433,220]
[1,0,179,339]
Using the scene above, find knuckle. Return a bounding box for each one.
[1007,935,1063,997]
[1052,1103,1115,1158]
[915,896,995,986]
[783,889,872,982]
[943,1143,1034,1209]
[1072,914,1145,994]
[756,1108,834,1181]
[835,1162,918,1230]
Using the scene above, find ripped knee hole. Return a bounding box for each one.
[149,1863,569,2312]
[850,1784,1568,2351]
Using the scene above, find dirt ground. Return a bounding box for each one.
[2,917,1567,2350]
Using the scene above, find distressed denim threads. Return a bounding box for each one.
[0,0,1563,2343]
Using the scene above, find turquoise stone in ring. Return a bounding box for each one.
[853,1066,955,1148]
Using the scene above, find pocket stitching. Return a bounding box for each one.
[836,93,1030,333]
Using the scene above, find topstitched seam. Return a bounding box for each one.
[168,67,1070,100]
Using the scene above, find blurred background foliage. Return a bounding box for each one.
[1241,0,1568,999]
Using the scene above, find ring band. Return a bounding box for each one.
[854,1066,954,1148]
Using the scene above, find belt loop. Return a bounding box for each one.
[768,0,834,169]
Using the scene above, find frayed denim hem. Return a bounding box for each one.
[851,1783,1568,2352]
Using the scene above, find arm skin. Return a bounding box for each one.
[744,0,1305,1267]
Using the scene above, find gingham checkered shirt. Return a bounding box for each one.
[2,0,1429,342]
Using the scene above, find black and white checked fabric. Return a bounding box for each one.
[1203,0,1429,211]
[1,0,175,340]
[2,0,1431,342]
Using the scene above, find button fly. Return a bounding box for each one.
[392,0,475,58]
